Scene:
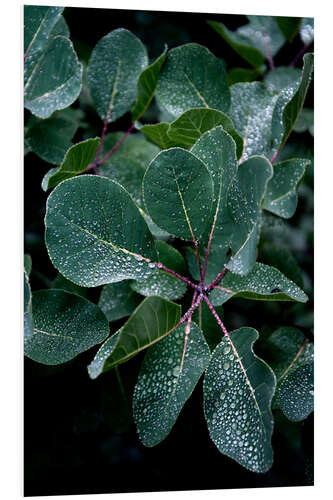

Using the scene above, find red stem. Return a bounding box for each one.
[179,290,198,372]
[95,111,112,164]
[156,263,200,292]
[202,295,229,337]
[289,43,311,68]
[207,267,228,292]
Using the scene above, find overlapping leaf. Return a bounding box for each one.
[87,29,148,122]
[209,263,308,306]
[143,147,214,240]
[156,43,230,118]
[98,281,142,322]
[87,297,181,378]
[204,327,276,472]
[42,138,99,191]
[260,244,304,289]
[24,6,82,118]
[261,327,314,421]
[263,67,302,93]
[45,175,157,287]
[25,290,109,365]
[133,321,210,446]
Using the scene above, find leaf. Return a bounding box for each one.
[227,67,264,86]
[132,46,167,121]
[229,83,279,161]
[184,245,228,285]
[87,297,181,378]
[261,327,314,421]
[52,273,89,298]
[45,175,157,287]
[97,133,160,207]
[98,281,142,322]
[87,29,148,122]
[263,158,309,218]
[276,17,302,42]
[167,108,243,159]
[300,18,314,45]
[143,147,214,241]
[264,67,302,93]
[25,109,83,165]
[260,244,304,289]
[25,289,109,365]
[209,262,308,306]
[192,301,224,351]
[130,241,187,301]
[133,321,210,446]
[24,254,32,275]
[139,122,177,149]
[294,108,314,135]
[204,327,276,473]
[24,272,34,342]
[208,16,284,68]
[271,53,314,158]
[24,11,82,119]
[156,43,230,118]
[42,138,99,191]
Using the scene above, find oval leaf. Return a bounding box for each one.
[87,297,181,378]
[87,29,148,122]
[25,290,109,365]
[204,327,276,473]
[133,322,210,446]
[45,175,157,287]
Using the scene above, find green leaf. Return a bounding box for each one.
[227,67,264,86]
[264,67,302,93]
[143,147,214,240]
[97,133,160,207]
[87,297,181,378]
[271,53,314,157]
[139,122,177,149]
[208,16,284,68]
[261,327,314,421]
[167,108,243,159]
[156,43,230,118]
[260,244,304,289]
[87,29,148,122]
[300,18,314,45]
[184,245,228,285]
[130,241,187,301]
[45,175,158,287]
[24,254,32,275]
[52,273,89,298]
[276,17,302,42]
[294,108,314,135]
[229,83,279,161]
[209,262,308,306]
[263,159,309,218]
[98,281,142,322]
[25,290,109,365]
[204,327,276,472]
[133,321,210,446]
[24,11,82,119]
[24,272,34,342]
[42,138,99,191]
[25,109,83,165]
[192,301,224,351]
[132,46,167,121]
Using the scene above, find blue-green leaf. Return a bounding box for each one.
[45,175,157,287]
[264,67,302,93]
[133,322,210,446]
[87,297,181,378]
[87,29,148,122]
[25,290,109,365]
[98,281,142,322]
[204,327,276,472]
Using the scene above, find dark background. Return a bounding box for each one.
[24,7,314,496]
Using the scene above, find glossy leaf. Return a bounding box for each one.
[25,109,83,165]
[209,263,308,306]
[25,290,109,365]
[87,29,148,122]
[139,122,177,149]
[300,18,314,45]
[24,272,34,342]
[264,67,302,93]
[156,43,230,118]
[131,242,187,301]
[271,53,314,157]
[98,281,142,322]
[132,46,167,121]
[276,17,301,42]
[229,83,279,161]
[87,297,181,378]
[45,175,157,287]
[262,327,314,421]
[42,138,99,191]
[204,327,276,472]
[24,8,82,119]
[133,321,210,446]
[263,159,309,218]
[97,133,160,207]
[143,148,214,240]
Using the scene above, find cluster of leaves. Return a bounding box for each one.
[24,7,314,474]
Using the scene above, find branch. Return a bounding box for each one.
[202,295,229,337]
[207,267,228,292]
[156,262,200,292]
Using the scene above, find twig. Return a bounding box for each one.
[156,263,200,292]
[207,267,228,292]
